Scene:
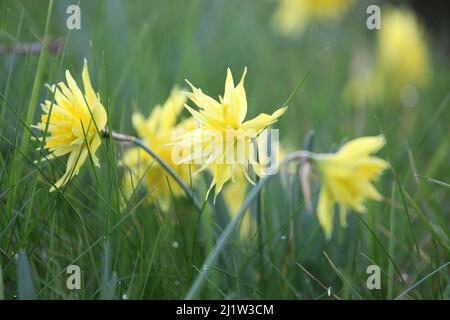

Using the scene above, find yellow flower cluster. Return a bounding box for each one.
[33,62,389,239]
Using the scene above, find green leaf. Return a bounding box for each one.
[16,250,37,300]
[100,242,118,300]
[0,264,4,300]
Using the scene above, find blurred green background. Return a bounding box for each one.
[0,0,449,299]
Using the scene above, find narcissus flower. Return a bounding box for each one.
[123,87,195,209]
[174,68,286,200]
[378,8,430,89]
[273,0,354,36]
[313,136,389,238]
[33,60,107,191]
[344,8,430,108]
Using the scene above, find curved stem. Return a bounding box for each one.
[185,175,271,299]
[185,149,315,299]
[281,150,315,165]
[103,129,202,212]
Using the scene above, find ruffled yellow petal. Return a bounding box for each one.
[337,135,385,158]
[241,107,287,132]
[174,69,286,199]
[33,61,107,192]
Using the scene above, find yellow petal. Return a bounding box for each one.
[132,112,147,136]
[209,163,232,202]
[241,107,287,131]
[235,68,248,123]
[81,59,97,108]
[337,135,386,158]
[50,146,88,191]
[223,68,235,105]
[317,186,334,239]
[65,69,89,115]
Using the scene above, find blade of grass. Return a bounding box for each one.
[395,262,450,300]
[0,264,4,300]
[16,250,37,300]
[281,47,328,108]
[387,183,396,299]
[185,176,270,299]
[415,175,450,189]
[323,251,363,299]
[18,0,53,161]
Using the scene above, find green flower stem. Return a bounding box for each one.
[184,150,313,299]
[104,129,202,212]
[185,175,271,299]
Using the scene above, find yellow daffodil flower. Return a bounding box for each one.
[273,0,354,36]
[33,60,107,191]
[314,136,389,238]
[378,8,430,90]
[345,8,430,108]
[123,87,194,209]
[175,68,286,200]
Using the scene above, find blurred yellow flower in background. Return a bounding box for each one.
[378,8,430,90]
[175,68,286,200]
[123,87,194,209]
[345,8,430,108]
[273,0,354,35]
[33,60,107,191]
[223,169,255,240]
[314,136,389,238]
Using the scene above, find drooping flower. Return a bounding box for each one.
[33,60,107,191]
[313,136,389,238]
[122,87,195,209]
[174,68,286,200]
[273,0,354,36]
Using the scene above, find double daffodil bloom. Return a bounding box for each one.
[174,68,286,200]
[273,0,354,36]
[314,136,389,238]
[33,60,107,191]
[123,87,195,209]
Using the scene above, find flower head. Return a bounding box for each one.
[314,136,389,238]
[378,8,430,89]
[273,0,354,35]
[344,8,430,108]
[123,87,194,209]
[33,60,107,191]
[175,68,286,200]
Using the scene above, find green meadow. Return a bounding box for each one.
[0,0,448,300]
